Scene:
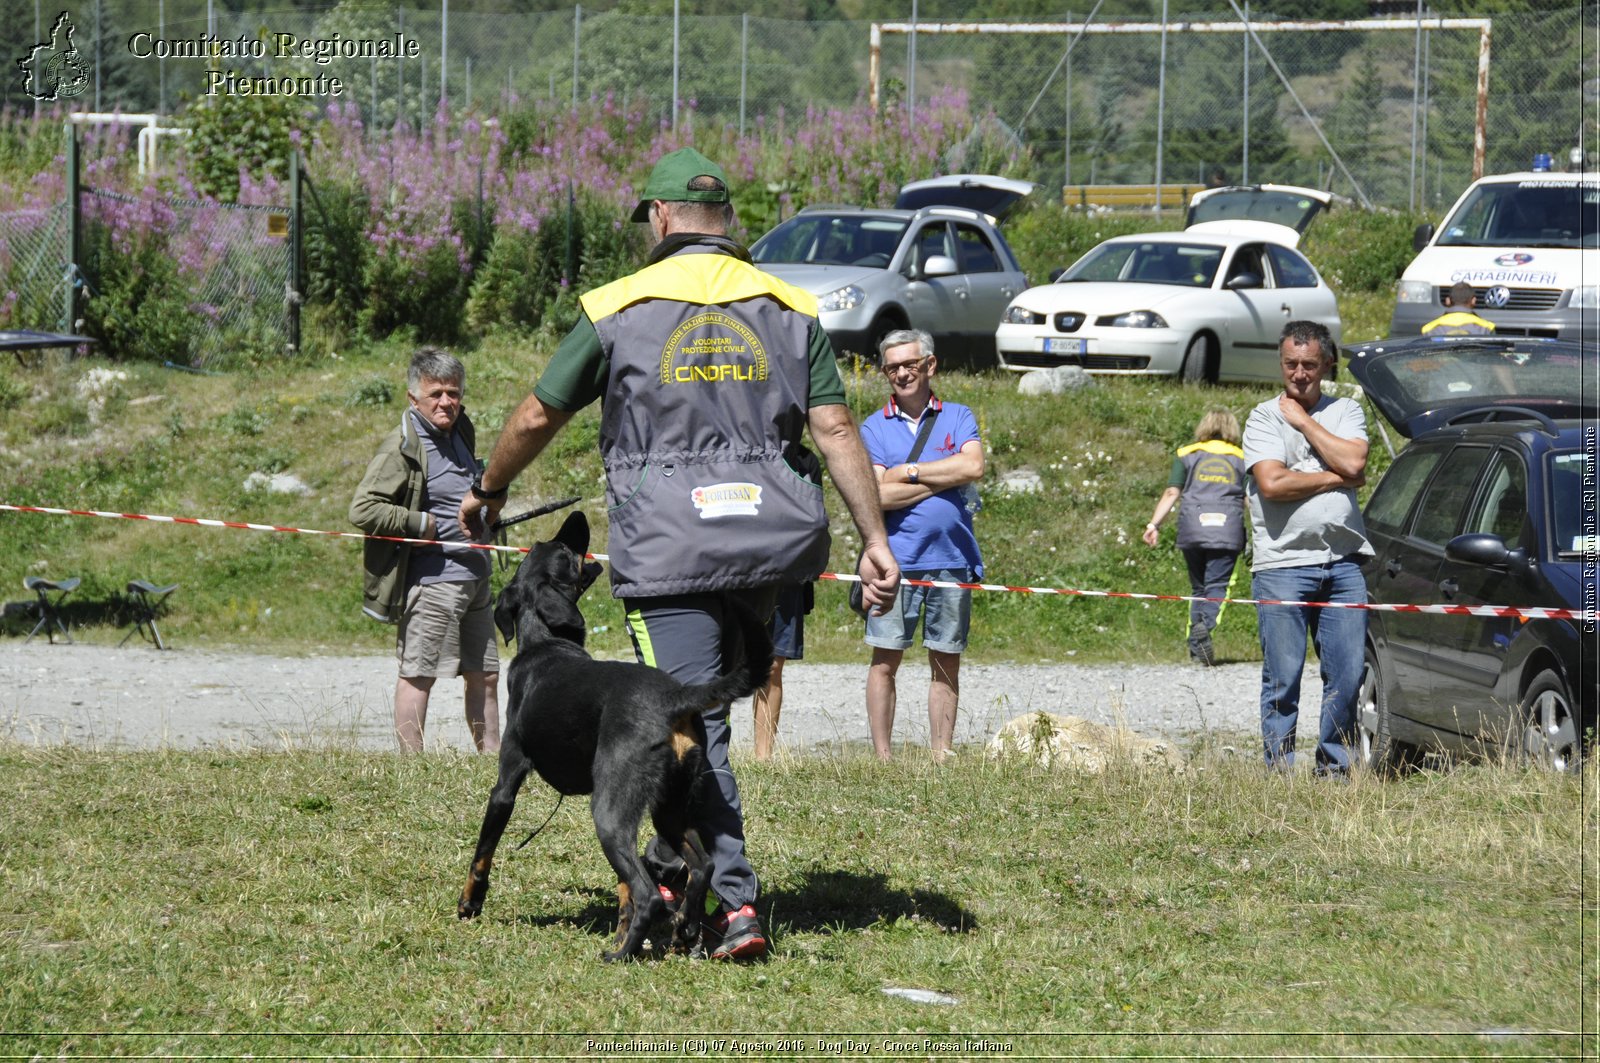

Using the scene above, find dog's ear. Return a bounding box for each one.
[534,583,585,637]
[554,510,589,556]
[493,586,520,645]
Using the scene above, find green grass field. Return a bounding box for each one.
[0,744,1590,1056]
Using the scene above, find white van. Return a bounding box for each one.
[1390,167,1599,343]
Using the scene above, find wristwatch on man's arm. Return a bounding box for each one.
[905,463,920,485]
[470,469,508,502]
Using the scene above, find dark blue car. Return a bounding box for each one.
[1346,336,1597,773]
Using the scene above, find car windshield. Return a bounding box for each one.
[750,214,908,267]
[1548,451,1593,558]
[1059,241,1222,287]
[1435,179,1600,249]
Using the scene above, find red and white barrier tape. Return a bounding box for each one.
[4,503,1594,623]
[1,502,528,555]
[818,572,1593,622]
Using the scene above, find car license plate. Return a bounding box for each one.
[1043,338,1085,355]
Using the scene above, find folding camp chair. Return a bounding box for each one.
[23,576,79,644]
[120,579,179,650]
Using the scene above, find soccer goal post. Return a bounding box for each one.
[868,12,1493,205]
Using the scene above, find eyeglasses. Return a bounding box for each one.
[882,356,930,378]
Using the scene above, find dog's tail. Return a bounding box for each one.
[673,594,775,714]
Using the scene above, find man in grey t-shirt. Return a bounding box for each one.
[1243,321,1373,776]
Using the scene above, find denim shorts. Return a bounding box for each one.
[769,583,810,660]
[864,568,973,654]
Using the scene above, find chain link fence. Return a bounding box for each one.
[4,5,1593,216]
[78,185,293,365]
[0,203,69,331]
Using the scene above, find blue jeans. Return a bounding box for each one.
[1252,558,1368,773]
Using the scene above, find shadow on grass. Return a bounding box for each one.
[766,867,976,935]
[511,887,619,935]
[504,869,976,943]
[0,592,162,641]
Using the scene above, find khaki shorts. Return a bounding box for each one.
[397,578,500,678]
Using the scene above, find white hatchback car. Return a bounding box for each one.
[995,185,1343,383]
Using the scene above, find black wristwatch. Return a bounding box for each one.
[470,470,508,502]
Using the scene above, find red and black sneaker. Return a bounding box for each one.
[706,904,767,961]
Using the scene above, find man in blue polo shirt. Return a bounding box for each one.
[860,329,985,763]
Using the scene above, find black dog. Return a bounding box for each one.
[456,511,773,961]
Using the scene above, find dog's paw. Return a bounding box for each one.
[457,896,484,921]
[600,947,638,963]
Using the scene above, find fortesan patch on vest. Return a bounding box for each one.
[691,482,763,519]
[1198,513,1231,527]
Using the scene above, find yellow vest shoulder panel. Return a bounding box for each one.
[1177,440,1245,459]
[580,254,819,323]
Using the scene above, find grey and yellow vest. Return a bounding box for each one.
[1175,440,1246,552]
[580,243,831,597]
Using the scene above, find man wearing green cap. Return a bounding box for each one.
[461,147,899,960]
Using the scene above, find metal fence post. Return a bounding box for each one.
[1155,0,1167,206]
[573,5,581,109]
[1409,0,1422,210]
[672,0,680,132]
[908,0,917,125]
[740,13,748,138]
[1242,0,1250,183]
[397,8,405,127]
[64,123,80,333]
[158,0,165,115]
[1064,10,1073,189]
[289,151,302,353]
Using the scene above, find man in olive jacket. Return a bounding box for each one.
[351,348,499,753]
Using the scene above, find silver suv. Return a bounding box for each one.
[750,175,1033,368]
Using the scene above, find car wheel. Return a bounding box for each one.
[1180,334,1211,384]
[1518,668,1581,772]
[1357,644,1414,775]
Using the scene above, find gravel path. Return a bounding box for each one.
[0,641,1320,756]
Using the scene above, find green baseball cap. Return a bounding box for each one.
[630,147,730,222]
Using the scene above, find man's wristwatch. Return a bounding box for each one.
[470,470,508,502]
[906,463,920,484]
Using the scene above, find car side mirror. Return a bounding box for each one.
[1446,532,1527,568]
[922,254,959,278]
[1224,271,1263,290]
[1048,267,1067,283]
[1413,222,1434,251]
